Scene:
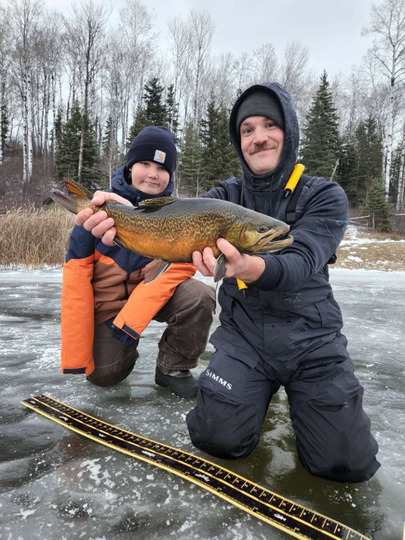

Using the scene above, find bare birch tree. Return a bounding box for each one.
[9,0,42,190]
[30,11,63,170]
[280,41,309,90]
[396,121,405,211]
[0,5,12,167]
[251,42,279,83]
[209,53,237,109]
[363,0,405,200]
[118,0,154,150]
[280,41,314,127]
[64,0,110,180]
[333,68,368,137]
[168,16,192,124]
[103,33,126,173]
[188,9,214,125]
[362,52,390,136]
[233,52,254,93]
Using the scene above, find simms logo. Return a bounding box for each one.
[205,369,232,390]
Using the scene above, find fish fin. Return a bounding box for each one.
[213,253,227,282]
[144,259,171,284]
[63,177,94,199]
[138,197,177,208]
[113,236,128,250]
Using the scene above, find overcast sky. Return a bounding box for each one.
[42,0,376,79]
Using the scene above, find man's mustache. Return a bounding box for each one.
[249,143,278,155]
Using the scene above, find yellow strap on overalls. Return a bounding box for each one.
[236,278,248,292]
[284,163,305,196]
[236,163,305,296]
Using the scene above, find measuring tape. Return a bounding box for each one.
[22,394,370,540]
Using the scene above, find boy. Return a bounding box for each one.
[61,126,215,398]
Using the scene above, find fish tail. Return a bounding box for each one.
[50,178,93,215]
[50,189,80,214]
[64,177,94,199]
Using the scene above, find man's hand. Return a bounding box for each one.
[75,191,133,246]
[192,238,266,283]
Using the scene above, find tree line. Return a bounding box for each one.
[0,0,404,231]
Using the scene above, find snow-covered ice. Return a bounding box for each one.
[0,263,404,540]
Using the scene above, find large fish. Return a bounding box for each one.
[51,178,293,282]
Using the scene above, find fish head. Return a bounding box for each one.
[227,213,293,255]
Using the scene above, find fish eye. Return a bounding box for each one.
[257,225,270,233]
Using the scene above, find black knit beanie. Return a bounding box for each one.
[126,126,177,180]
[236,90,284,132]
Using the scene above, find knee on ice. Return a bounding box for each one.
[191,428,257,460]
[302,452,380,483]
[187,406,259,460]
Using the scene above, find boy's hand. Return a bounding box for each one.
[75,191,133,246]
[192,238,265,283]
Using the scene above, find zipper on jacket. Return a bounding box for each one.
[123,272,130,299]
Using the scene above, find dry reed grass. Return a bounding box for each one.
[334,225,405,271]
[0,206,74,267]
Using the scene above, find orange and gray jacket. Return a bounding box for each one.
[61,165,196,376]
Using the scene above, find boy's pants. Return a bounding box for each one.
[87,278,215,387]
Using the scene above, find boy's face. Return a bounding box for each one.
[130,161,170,195]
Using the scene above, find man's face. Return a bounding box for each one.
[240,116,284,175]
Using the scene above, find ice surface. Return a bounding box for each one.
[0,266,404,539]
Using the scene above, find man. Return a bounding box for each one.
[187,83,380,482]
[77,83,380,482]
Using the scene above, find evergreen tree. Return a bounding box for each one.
[55,101,100,190]
[365,178,392,232]
[337,134,358,204]
[338,116,383,208]
[53,110,63,157]
[212,104,241,183]
[200,98,241,192]
[1,103,9,155]
[102,115,121,178]
[178,122,203,196]
[356,117,383,201]
[165,84,179,140]
[352,121,370,204]
[144,77,167,126]
[200,95,218,183]
[55,103,81,180]
[301,71,340,179]
[102,115,117,157]
[389,145,401,204]
[127,107,147,147]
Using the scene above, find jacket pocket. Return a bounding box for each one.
[264,317,308,358]
[314,296,343,328]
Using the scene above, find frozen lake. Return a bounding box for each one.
[0,268,404,539]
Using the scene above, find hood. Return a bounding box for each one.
[110,165,175,206]
[229,83,300,207]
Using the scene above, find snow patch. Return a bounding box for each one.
[19,509,36,520]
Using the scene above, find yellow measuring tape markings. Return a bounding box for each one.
[22,394,370,540]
